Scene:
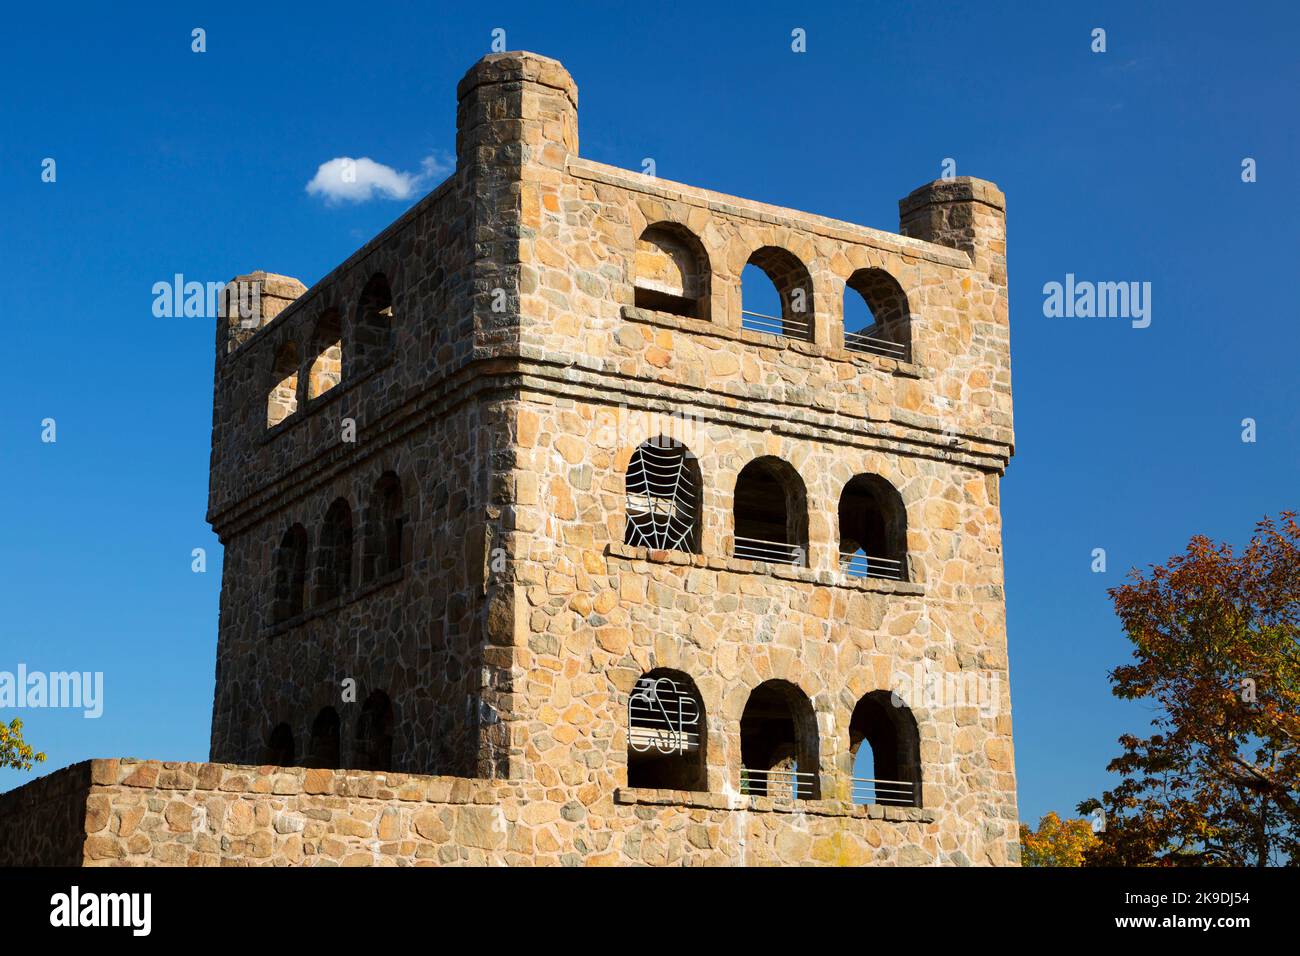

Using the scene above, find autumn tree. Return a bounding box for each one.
[0,717,46,772]
[1020,811,1098,866]
[1082,514,1300,866]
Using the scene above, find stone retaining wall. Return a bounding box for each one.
[1,759,969,867]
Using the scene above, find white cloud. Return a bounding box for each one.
[418,153,454,180]
[306,152,453,205]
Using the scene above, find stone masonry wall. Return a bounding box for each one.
[507,399,1017,864]
[206,56,532,776]
[2,760,942,866]
[0,761,93,867]
[209,395,512,777]
[516,160,1013,456]
[484,53,1018,864]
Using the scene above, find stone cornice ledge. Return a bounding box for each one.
[606,542,925,596]
[613,787,935,822]
[510,346,1015,463]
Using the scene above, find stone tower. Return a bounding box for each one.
[201,50,1018,865]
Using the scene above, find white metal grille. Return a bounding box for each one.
[739,767,815,800]
[850,776,916,807]
[629,676,701,755]
[625,442,698,552]
[741,309,812,341]
[734,535,802,565]
[843,325,907,359]
[839,550,904,581]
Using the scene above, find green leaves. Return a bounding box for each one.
[0,717,46,772]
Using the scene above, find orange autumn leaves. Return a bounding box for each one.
[1084,513,1300,865]
[1020,812,1099,866]
[1024,514,1300,866]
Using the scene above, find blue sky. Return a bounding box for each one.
[2,1,1297,827]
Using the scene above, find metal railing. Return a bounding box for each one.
[839,550,904,581]
[629,676,702,755]
[843,326,907,359]
[740,767,816,800]
[628,725,703,753]
[850,776,916,807]
[741,309,812,341]
[734,535,802,566]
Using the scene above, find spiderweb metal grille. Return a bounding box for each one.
[625,441,698,552]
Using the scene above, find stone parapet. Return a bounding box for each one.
[1,759,982,867]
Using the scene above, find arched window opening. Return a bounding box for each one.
[355,691,395,772]
[849,691,921,807]
[272,523,309,623]
[267,341,300,428]
[732,457,807,566]
[628,670,707,791]
[838,474,908,581]
[307,309,342,400]
[363,472,405,582]
[843,268,911,360]
[634,223,710,320]
[262,723,295,767]
[624,438,702,553]
[315,499,353,604]
[739,680,819,800]
[741,247,813,341]
[354,273,394,372]
[307,707,340,769]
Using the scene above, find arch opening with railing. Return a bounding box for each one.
[848,691,921,808]
[843,268,911,360]
[628,670,707,791]
[741,247,813,341]
[739,680,819,800]
[838,474,908,581]
[732,457,807,566]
